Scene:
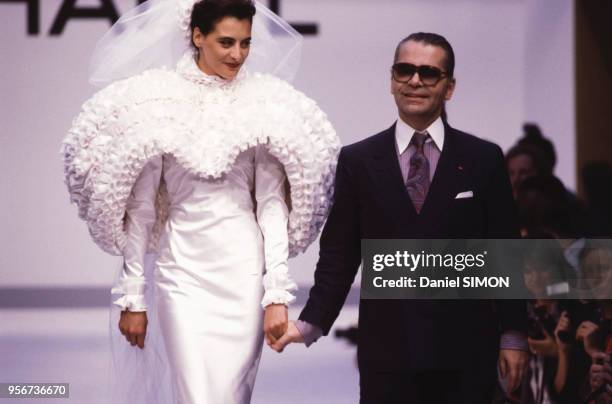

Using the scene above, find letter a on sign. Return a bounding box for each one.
[49,0,120,36]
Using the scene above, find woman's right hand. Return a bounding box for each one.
[119,310,148,349]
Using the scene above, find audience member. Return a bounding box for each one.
[578,240,612,403]
[506,144,549,198]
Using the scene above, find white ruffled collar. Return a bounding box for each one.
[176,51,247,87]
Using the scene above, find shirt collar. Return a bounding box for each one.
[395,116,445,153]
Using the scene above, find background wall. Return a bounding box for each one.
[0,0,574,289]
[575,0,612,196]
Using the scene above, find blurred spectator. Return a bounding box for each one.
[515,175,585,241]
[505,124,555,199]
[507,124,583,221]
[577,240,612,403]
[514,174,589,295]
[511,239,575,403]
[588,352,612,404]
[497,237,611,404]
[501,123,612,403]
[517,123,556,175]
[506,144,550,199]
[579,240,612,303]
[522,237,570,300]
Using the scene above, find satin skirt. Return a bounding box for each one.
[110,153,267,404]
[154,211,266,404]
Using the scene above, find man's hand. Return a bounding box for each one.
[499,349,528,393]
[119,310,148,349]
[264,304,288,345]
[269,321,304,353]
[576,321,601,357]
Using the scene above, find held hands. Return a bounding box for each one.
[264,304,289,345]
[119,310,148,349]
[269,321,304,353]
[263,306,305,352]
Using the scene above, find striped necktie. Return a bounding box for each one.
[405,131,430,213]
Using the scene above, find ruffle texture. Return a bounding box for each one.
[62,52,340,258]
[261,266,298,308]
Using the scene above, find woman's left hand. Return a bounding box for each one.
[264,304,288,344]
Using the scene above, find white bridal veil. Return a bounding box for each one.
[89,0,303,86]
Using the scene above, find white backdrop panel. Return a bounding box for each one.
[0,0,573,287]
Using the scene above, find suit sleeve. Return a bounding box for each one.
[299,147,362,335]
[484,145,528,335]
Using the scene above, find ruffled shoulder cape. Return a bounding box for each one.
[62,54,340,257]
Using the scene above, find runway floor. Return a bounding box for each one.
[0,307,359,403]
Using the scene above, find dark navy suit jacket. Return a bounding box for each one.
[299,122,527,371]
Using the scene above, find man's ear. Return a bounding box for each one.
[445,77,456,101]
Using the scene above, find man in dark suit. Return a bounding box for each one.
[271,32,528,404]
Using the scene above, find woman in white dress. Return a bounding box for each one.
[61,1,339,403]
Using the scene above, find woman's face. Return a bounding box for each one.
[507,154,537,197]
[581,248,612,300]
[523,264,553,298]
[192,17,252,80]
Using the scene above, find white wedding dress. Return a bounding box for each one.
[116,147,291,403]
[62,51,340,404]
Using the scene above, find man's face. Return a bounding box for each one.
[391,41,455,126]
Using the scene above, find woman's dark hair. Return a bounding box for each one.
[190,0,256,41]
[518,123,556,173]
[505,143,549,176]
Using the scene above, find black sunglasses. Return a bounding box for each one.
[391,63,448,86]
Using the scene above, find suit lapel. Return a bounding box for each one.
[419,123,465,220]
[364,122,468,223]
[365,123,419,217]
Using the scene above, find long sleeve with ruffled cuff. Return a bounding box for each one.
[110,156,162,312]
[254,145,297,308]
